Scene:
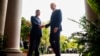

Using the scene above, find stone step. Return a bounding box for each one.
[6,53,23,56]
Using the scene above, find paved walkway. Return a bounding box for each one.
[22,53,80,56]
[40,54,79,56]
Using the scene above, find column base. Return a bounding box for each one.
[6,52,23,56]
[5,48,22,53]
[0,48,23,56]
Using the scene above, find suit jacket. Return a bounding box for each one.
[30,16,42,37]
[46,9,62,32]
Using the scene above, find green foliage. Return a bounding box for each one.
[21,17,31,41]
[60,35,68,53]
[69,16,100,56]
[0,35,6,49]
[79,16,100,56]
[60,35,78,53]
[41,28,50,46]
[39,28,50,54]
[87,0,100,13]
[0,35,3,49]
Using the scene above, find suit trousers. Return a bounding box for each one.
[50,30,61,56]
[27,35,41,56]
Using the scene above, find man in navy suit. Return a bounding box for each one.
[27,10,43,56]
[45,3,62,56]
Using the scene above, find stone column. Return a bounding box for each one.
[4,0,22,53]
[0,0,8,37]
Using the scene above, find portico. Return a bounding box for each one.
[0,0,99,56]
[0,0,22,56]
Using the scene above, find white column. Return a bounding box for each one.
[4,0,22,52]
[0,0,8,37]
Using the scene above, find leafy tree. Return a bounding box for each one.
[60,35,68,53]
[21,17,31,41]
[69,16,100,56]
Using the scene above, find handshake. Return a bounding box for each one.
[39,25,45,29]
[39,24,58,33]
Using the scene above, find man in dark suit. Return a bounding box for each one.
[27,10,43,56]
[45,3,62,56]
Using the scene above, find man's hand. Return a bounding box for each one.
[39,25,45,28]
[54,27,58,33]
